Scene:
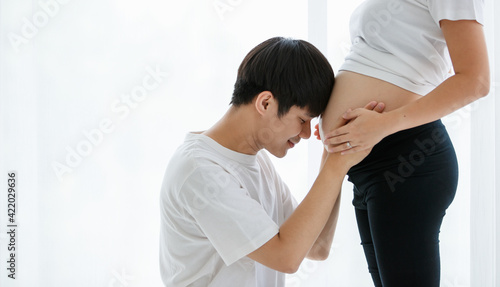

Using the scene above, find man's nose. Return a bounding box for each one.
[300,121,311,139]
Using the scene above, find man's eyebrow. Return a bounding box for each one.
[306,112,316,118]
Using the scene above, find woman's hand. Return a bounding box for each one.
[322,104,390,155]
[313,123,321,140]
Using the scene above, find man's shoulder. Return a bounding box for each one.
[165,136,220,182]
[164,133,248,190]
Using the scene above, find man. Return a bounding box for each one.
[159,37,384,286]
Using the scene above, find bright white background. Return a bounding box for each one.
[0,0,498,286]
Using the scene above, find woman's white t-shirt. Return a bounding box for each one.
[340,0,485,95]
[159,133,297,287]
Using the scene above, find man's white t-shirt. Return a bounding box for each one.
[159,133,297,287]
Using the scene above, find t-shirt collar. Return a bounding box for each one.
[186,133,258,166]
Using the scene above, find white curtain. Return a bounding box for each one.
[0,1,497,286]
[470,0,499,286]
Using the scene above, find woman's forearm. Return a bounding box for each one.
[386,72,490,135]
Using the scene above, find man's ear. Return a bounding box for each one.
[254,91,274,116]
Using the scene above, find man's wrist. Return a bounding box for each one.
[323,152,351,175]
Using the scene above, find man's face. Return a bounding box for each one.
[259,106,314,158]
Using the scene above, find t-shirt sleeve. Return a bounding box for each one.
[178,166,279,266]
[278,178,297,221]
[258,150,297,221]
[427,0,484,26]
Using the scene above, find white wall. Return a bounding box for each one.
[0,0,497,286]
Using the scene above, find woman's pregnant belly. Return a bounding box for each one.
[319,71,423,139]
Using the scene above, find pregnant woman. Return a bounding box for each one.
[319,0,489,286]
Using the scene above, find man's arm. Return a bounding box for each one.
[305,187,341,260]
[247,101,385,273]
[304,101,385,260]
[247,151,362,273]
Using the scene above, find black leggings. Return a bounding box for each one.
[347,120,458,287]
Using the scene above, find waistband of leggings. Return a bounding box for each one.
[347,119,451,174]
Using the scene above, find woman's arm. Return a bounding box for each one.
[246,152,361,273]
[324,19,490,154]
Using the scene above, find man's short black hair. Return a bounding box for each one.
[230,37,334,117]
